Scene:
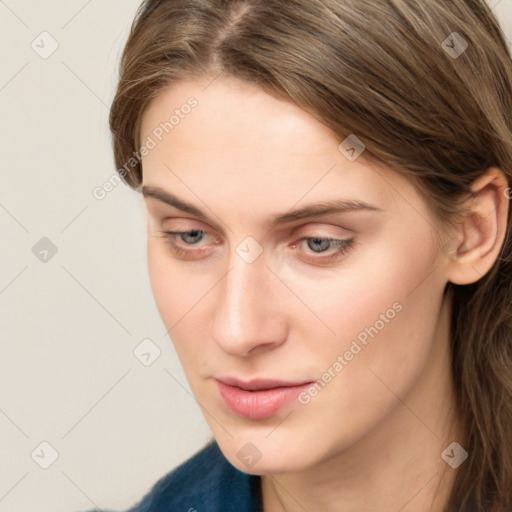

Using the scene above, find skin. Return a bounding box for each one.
[138,75,509,512]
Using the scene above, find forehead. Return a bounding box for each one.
[139,77,411,216]
[140,76,339,156]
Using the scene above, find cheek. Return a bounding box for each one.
[295,228,444,440]
[146,238,214,370]
[283,226,440,352]
[146,240,197,349]
[147,239,179,320]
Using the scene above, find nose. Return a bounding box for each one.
[211,246,287,356]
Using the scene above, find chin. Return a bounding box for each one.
[216,434,324,475]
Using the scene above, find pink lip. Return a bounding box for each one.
[215,377,315,420]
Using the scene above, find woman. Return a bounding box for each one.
[104,0,512,510]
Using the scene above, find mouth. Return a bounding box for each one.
[214,376,315,420]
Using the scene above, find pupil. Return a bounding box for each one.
[309,237,329,253]
[184,230,202,244]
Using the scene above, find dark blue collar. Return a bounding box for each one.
[127,438,262,511]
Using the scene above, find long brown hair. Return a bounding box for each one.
[109,1,512,510]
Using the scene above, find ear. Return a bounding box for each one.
[443,167,510,285]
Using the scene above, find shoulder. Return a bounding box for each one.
[125,438,262,512]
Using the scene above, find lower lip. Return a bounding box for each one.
[216,380,313,420]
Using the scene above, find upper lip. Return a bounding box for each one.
[215,376,314,391]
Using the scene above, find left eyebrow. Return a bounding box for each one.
[141,185,383,228]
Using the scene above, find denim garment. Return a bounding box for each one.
[126,439,262,512]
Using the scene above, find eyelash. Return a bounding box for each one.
[158,230,355,263]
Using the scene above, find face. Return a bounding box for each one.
[139,75,451,475]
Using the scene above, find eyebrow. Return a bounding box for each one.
[141,185,383,228]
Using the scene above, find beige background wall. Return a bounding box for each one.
[1,1,511,511]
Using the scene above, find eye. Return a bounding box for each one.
[159,230,215,260]
[158,230,355,263]
[164,229,207,246]
[293,235,355,262]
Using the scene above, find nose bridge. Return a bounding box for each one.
[212,242,283,355]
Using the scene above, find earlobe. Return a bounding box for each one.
[444,167,510,285]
